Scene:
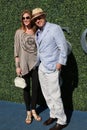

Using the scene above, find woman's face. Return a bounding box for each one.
[22,13,31,26]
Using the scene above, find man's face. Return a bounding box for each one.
[34,15,46,28]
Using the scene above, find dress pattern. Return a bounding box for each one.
[21,32,37,53]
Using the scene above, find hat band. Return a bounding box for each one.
[32,12,44,18]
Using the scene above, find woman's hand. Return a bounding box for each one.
[16,67,22,76]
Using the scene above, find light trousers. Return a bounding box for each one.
[38,69,67,125]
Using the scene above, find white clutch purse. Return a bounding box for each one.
[14,76,26,89]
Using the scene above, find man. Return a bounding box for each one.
[32,8,68,130]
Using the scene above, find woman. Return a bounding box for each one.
[14,10,41,124]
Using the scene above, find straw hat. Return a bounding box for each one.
[32,8,45,20]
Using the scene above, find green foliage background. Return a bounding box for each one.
[0,0,87,111]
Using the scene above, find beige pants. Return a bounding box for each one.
[38,69,67,125]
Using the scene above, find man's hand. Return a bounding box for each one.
[56,63,62,71]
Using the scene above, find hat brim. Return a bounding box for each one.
[31,12,45,21]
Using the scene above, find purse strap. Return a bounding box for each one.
[18,74,22,78]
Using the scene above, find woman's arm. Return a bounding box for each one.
[15,56,22,76]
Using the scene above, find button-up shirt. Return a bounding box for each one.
[35,22,68,73]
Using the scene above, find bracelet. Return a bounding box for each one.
[15,62,20,68]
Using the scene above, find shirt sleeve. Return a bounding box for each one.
[14,30,20,57]
[53,25,68,65]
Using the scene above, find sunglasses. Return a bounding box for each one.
[22,16,31,20]
[34,15,44,22]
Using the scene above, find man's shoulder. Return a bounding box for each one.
[47,22,61,29]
